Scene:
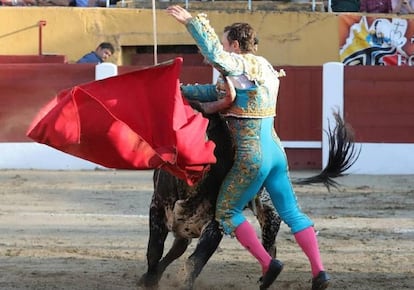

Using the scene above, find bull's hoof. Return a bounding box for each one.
[178,285,194,290]
[180,263,196,290]
[137,273,159,290]
[179,279,195,290]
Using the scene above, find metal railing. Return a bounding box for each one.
[183,0,252,10]
[120,0,332,12]
[313,0,331,12]
[183,0,330,12]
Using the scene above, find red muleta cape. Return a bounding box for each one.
[26,58,216,185]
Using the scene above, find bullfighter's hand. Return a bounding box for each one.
[196,77,236,115]
[166,5,193,24]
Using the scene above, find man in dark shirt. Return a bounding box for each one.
[331,0,360,12]
[360,0,393,13]
[77,42,115,64]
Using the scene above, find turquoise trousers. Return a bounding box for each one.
[216,117,313,235]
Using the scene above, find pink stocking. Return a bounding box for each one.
[294,226,324,277]
[235,220,272,273]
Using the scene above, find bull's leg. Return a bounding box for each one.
[252,194,281,258]
[138,206,169,289]
[157,237,191,275]
[182,220,223,290]
[258,203,281,258]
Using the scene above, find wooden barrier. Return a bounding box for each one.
[1,62,413,171]
[345,66,414,143]
[0,63,212,142]
[0,63,322,169]
[0,55,67,64]
[323,63,414,174]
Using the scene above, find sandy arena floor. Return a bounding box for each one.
[0,169,413,290]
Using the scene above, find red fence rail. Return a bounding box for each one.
[1,61,413,169]
[344,66,414,143]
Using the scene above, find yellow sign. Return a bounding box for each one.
[339,15,414,66]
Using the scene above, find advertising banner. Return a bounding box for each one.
[339,15,414,65]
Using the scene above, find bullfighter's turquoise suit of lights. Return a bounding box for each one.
[181,14,313,236]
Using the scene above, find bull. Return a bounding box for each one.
[138,109,359,290]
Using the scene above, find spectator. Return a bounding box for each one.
[95,0,120,7]
[69,0,92,6]
[393,0,414,13]
[77,42,115,64]
[1,0,71,5]
[37,0,71,5]
[331,0,360,12]
[1,0,36,5]
[360,0,393,13]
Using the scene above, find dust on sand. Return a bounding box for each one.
[0,170,413,290]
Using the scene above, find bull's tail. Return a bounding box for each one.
[293,111,361,190]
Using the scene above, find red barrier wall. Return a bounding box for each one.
[0,63,323,170]
[344,66,414,143]
[276,66,323,169]
[0,63,212,142]
[0,64,93,143]
[0,55,68,64]
[276,66,322,141]
[3,62,412,170]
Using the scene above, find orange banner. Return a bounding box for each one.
[339,15,414,66]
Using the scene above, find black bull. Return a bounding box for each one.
[138,111,359,290]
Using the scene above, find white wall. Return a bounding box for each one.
[323,62,414,175]
[0,143,103,170]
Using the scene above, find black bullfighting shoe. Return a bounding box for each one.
[259,259,284,290]
[312,271,331,290]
